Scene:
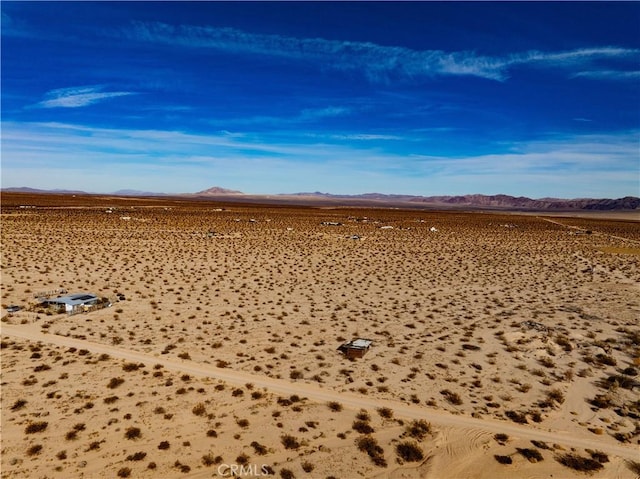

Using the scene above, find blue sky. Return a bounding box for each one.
[2,2,639,197]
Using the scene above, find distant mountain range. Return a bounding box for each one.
[3,186,639,211]
[190,186,244,196]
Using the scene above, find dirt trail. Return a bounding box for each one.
[539,216,640,244]
[2,323,638,461]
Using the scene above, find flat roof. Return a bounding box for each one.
[350,339,372,348]
[339,338,373,350]
[46,293,99,306]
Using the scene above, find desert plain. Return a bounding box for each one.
[1,192,639,479]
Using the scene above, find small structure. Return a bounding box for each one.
[43,293,101,314]
[338,338,373,359]
[6,305,20,314]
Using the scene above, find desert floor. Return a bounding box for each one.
[1,192,639,478]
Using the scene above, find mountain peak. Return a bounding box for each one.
[193,186,244,196]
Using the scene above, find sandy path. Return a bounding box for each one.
[539,216,640,244]
[2,323,638,461]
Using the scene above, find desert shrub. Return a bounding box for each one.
[556,453,603,472]
[529,410,543,423]
[405,419,431,440]
[206,429,217,437]
[462,344,481,351]
[352,420,374,434]
[531,440,550,450]
[555,335,573,352]
[251,391,264,400]
[107,377,125,389]
[174,461,191,473]
[126,451,147,461]
[117,467,131,478]
[192,403,206,416]
[328,401,343,412]
[440,389,463,405]
[10,399,27,411]
[251,441,268,455]
[396,441,424,462]
[377,407,394,419]
[104,395,119,404]
[356,435,387,467]
[517,448,544,463]
[281,434,300,450]
[25,421,48,434]
[494,455,512,464]
[56,450,67,460]
[546,389,565,404]
[301,461,314,472]
[494,433,509,444]
[237,418,250,428]
[158,441,170,450]
[505,411,528,424]
[122,362,142,372]
[289,370,303,380]
[26,444,43,456]
[538,357,555,368]
[596,354,616,366]
[280,469,295,479]
[587,450,609,463]
[589,394,613,409]
[231,388,244,397]
[125,426,141,440]
[602,374,635,390]
[236,453,249,465]
[356,409,371,421]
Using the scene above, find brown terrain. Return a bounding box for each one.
[1,192,639,478]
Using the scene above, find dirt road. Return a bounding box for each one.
[2,323,638,461]
[539,216,640,244]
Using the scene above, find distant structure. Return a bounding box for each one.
[337,338,373,359]
[42,293,101,314]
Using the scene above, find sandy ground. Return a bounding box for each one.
[1,193,639,478]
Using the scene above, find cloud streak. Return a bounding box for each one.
[35,86,136,108]
[121,21,639,82]
[2,121,637,197]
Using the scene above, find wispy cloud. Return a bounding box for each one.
[208,105,352,128]
[34,85,136,108]
[2,121,637,197]
[120,21,639,82]
[572,70,640,80]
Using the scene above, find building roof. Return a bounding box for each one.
[350,339,372,349]
[45,293,99,306]
[338,338,373,351]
